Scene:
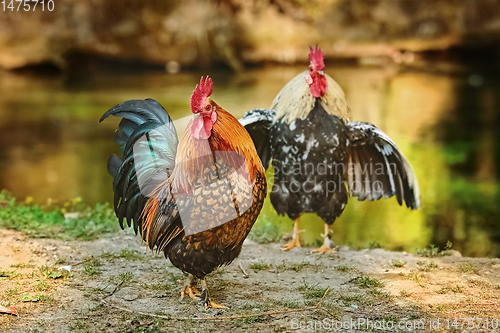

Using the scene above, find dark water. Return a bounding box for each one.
[1,64,499,257]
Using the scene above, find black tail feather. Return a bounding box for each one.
[101,99,179,236]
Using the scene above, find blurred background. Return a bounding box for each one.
[1,0,499,257]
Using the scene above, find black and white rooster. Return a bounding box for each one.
[240,46,420,252]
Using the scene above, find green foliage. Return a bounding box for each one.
[339,294,362,306]
[119,271,134,283]
[416,241,453,257]
[298,279,328,298]
[391,259,407,268]
[335,264,353,272]
[459,262,479,274]
[0,268,20,280]
[435,286,450,294]
[84,258,101,276]
[352,276,384,288]
[4,287,18,299]
[249,261,270,272]
[0,191,119,240]
[366,241,382,249]
[33,280,50,292]
[417,260,438,272]
[119,249,143,261]
[248,218,282,244]
[39,265,71,279]
[399,290,412,297]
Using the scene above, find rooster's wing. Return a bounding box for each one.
[345,121,420,209]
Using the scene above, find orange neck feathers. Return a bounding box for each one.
[171,104,263,193]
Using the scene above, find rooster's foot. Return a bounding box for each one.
[199,289,225,309]
[312,244,336,254]
[282,236,302,251]
[282,218,303,251]
[179,276,200,300]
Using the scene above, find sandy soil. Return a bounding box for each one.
[1,228,499,333]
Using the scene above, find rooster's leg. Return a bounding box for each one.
[180,274,200,300]
[282,217,304,251]
[312,223,336,253]
[199,277,225,309]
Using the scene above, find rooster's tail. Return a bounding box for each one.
[100,99,178,236]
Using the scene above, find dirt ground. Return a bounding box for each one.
[1,228,499,333]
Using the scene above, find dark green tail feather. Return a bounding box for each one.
[101,98,178,237]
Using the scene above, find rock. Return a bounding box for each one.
[447,250,462,257]
[115,287,139,301]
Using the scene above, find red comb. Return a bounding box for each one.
[190,76,213,113]
[309,45,324,70]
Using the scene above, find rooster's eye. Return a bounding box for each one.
[206,105,211,111]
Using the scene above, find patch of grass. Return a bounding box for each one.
[249,261,270,272]
[10,261,35,269]
[0,191,119,240]
[408,272,422,283]
[39,265,67,279]
[119,271,134,283]
[352,276,384,288]
[33,279,50,292]
[4,287,18,299]
[84,258,101,276]
[335,265,353,272]
[366,241,381,249]
[167,272,184,285]
[459,262,479,274]
[400,290,413,297]
[391,259,407,268]
[119,249,143,261]
[0,268,20,280]
[416,241,453,257]
[298,279,328,298]
[436,286,450,294]
[434,303,451,312]
[248,218,282,244]
[70,319,88,330]
[278,299,300,309]
[235,316,263,326]
[147,282,172,292]
[417,260,438,272]
[276,260,314,272]
[369,289,393,301]
[35,294,53,303]
[451,285,463,293]
[339,294,362,306]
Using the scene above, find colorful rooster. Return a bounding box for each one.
[101,76,267,307]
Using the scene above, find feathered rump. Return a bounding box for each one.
[100,98,179,235]
[239,109,276,170]
[345,121,420,210]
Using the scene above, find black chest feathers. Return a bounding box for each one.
[269,102,349,224]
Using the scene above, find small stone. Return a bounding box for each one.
[448,250,462,257]
[115,287,139,301]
